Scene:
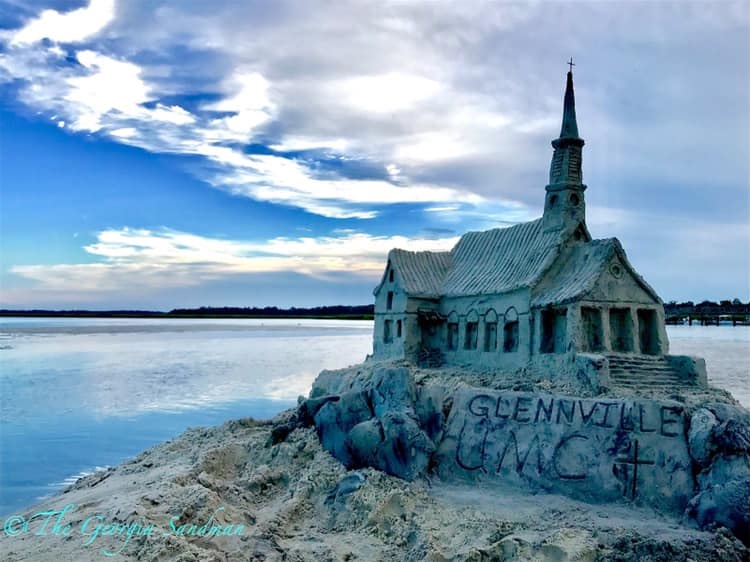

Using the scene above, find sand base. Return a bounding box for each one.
[2,410,747,561]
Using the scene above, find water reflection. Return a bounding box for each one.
[1,319,372,420]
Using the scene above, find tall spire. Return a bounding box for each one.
[548,65,585,188]
[559,70,580,139]
[543,63,587,233]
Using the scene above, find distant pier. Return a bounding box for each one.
[664,301,750,326]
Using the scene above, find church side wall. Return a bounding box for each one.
[372,275,410,361]
[438,289,531,371]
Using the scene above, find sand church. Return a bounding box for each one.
[372,69,685,379]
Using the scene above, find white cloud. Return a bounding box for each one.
[0,0,747,288]
[150,104,195,125]
[215,153,484,218]
[110,127,138,138]
[336,72,442,114]
[9,0,116,46]
[395,133,472,163]
[201,71,273,140]
[65,50,150,131]
[269,137,350,153]
[8,227,459,296]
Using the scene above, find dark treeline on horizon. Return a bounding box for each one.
[665,299,749,312]
[0,305,375,319]
[664,299,750,324]
[3,300,749,320]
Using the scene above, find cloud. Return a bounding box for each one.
[0,0,748,302]
[65,49,150,131]
[214,154,484,219]
[336,72,442,114]
[0,26,483,218]
[8,0,116,45]
[6,227,459,299]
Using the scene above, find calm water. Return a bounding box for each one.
[0,318,372,515]
[0,318,747,515]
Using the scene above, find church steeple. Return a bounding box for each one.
[543,62,587,233]
[559,70,580,139]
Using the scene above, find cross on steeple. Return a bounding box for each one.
[567,57,575,73]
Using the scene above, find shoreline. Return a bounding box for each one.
[2,361,749,561]
[2,408,747,561]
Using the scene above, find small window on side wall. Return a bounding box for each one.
[384,320,393,343]
[387,291,394,310]
[503,321,519,352]
[396,320,402,338]
[447,323,459,350]
[484,322,497,351]
[389,269,394,282]
[464,322,478,349]
[503,306,519,353]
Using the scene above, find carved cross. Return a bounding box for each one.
[614,439,654,499]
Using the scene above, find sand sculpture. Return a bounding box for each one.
[300,69,750,545]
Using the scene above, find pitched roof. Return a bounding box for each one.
[374,248,452,298]
[441,218,564,297]
[374,217,661,305]
[531,238,661,306]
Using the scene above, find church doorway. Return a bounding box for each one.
[609,308,633,352]
[637,309,659,355]
[541,308,567,353]
[580,307,604,352]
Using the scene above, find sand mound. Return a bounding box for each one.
[2,410,747,562]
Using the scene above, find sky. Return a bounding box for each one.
[0,0,748,310]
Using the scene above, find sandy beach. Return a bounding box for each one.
[1,324,749,561]
[2,397,748,561]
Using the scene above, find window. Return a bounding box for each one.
[484,322,497,351]
[503,307,519,352]
[389,269,394,282]
[503,321,519,352]
[464,322,478,349]
[386,291,394,310]
[396,320,402,338]
[447,323,459,350]
[384,320,393,343]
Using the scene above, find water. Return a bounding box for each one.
[668,325,749,406]
[0,318,747,516]
[0,318,373,515]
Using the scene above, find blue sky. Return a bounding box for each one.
[0,0,748,309]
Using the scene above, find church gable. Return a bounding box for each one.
[531,238,660,307]
[580,245,662,305]
[373,249,451,299]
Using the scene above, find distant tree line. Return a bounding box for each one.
[0,309,164,318]
[167,305,374,319]
[0,305,375,320]
[664,299,750,325]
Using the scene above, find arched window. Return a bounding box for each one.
[396,319,402,338]
[464,310,479,350]
[384,319,393,343]
[503,307,519,352]
[484,309,498,351]
[447,311,459,350]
